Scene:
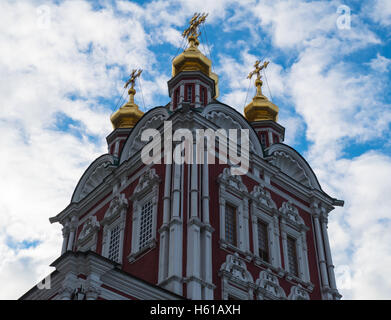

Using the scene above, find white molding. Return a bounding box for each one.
[202,104,263,157]
[280,201,310,283]
[288,284,310,300]
[128,169,160,262]
[72,154,114,203]
[101,193,128,264]
[158,164,172,284]
[250,185,281,270]
[165,163,183,295]
[76,215,100,252]
[266,144,322,191]
[255,269,286,300]
[219,253,254,300]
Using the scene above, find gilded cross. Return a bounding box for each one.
[124,69,143,90]
[247,60,269,81]
[182,13,208,41]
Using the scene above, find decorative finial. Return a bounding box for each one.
[247,60,269,96]
[124,69,142,103]
[182,13,208,47]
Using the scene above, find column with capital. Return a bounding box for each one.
[61,223,70,255]
[320,210,338,292]
[311,202,330,294]
[67,216,78,252]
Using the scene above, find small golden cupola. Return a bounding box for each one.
[244,60,284,149]
[170,13,219,108]
[110,69,144,129]
[244,60,279,122]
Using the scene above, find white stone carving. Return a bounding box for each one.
[279,200,305,226]
[288,284,310,300]
[218,167,248,193]
[220,253,253,283]
[220,253,254,300]
[131,169,160,198]
[206,111,241,129]
[251,184,277,210]
[269,151,312,187]
[80,163,111,200]
[203,104,266,156]
[77,216,100,251]
[72,154,114,203]
[205,111,255,153]
[256,269,286,300]
[102,193,128,226]
[126,114,167,160]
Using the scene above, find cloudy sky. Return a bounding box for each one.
[1,0,390,300]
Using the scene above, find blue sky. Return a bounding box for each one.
[0,0,391,299]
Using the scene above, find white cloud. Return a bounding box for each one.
[324,152,391,299]
[368,53,391,73]
[245,0,391,300]
[253,0,336,49]
[0,0,160,299]
[367,0,391,26]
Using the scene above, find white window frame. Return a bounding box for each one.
[101,193,128,264]
[250,184,281,270]
[218,168,250,256]
[106,222,122,262]
[252,213,275,266]
[285,232,300,277]
[128,169,160,262]
[279,201,310,283]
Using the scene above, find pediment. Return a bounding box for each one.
[71,154,114,203]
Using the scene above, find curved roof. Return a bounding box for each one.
[266,143,322,191]
[119,107,170,164]
[71,154,114,203]
[202,101,264,157]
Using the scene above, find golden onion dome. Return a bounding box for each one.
[244,61,278,122]
[110,87,144,129]
[172,35,219,98]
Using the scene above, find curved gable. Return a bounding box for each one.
[119,107,169,164]
[202,102,264,157]
[71,154,114,203]
[266,143,322,191]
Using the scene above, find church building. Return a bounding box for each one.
[20,14,343,300]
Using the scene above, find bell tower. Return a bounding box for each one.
[168,13,219,111]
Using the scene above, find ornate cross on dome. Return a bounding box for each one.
[182,13,208,43]
[247,60,269,81]
[124,69,143,90]
[247,60,269,97]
